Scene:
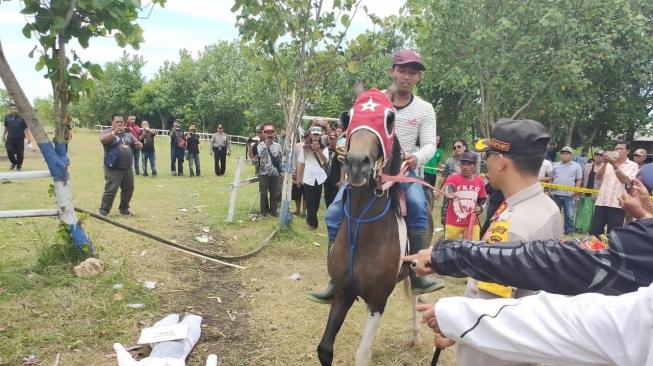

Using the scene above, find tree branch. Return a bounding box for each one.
[510,89,538,119]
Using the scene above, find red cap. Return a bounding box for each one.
[263,125,275,132]
[392,49,425,70]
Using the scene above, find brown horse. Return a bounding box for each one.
[317,109,427,365]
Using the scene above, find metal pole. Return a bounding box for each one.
[0,170,51,181]
[226,158,244,223]
[0,209,59,218]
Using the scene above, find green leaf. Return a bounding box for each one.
[347,60,360,73]
[22,23,32,38]
[35,56,46,71]
[51,16,65,32]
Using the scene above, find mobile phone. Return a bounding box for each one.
[606,151,619,159]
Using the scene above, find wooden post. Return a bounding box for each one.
[226,158,244,223]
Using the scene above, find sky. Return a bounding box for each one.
[0,0,405,101]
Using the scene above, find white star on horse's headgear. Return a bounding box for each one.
[360,97,380,112]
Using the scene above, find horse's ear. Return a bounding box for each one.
[339,111,350,130]
[385,110,395,135]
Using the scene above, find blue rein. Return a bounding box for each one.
[343,186,393,294]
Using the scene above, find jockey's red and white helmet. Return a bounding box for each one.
[346,88,395,165]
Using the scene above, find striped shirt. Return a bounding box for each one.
[595,159,638,208]
[394,95,437,167]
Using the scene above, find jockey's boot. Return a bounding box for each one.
[408,229,445,296]
[307,240,335,304]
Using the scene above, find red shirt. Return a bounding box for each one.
[129,124,141,139]
[444,173,487,227]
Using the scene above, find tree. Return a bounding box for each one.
[233,0,383,226]
[72,53,145,128]
[33,96,56,128]
[401,0,653,145]
[0,0,165,255]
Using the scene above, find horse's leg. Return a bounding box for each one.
[317,291,355,366]
[354,310,383,366]
[411,294,422,346]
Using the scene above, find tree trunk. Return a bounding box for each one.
[564,119,575,147]
[0,39,93,255]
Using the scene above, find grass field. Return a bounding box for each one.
[0,129,465,366]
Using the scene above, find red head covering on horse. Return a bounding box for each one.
[346,88,395,166]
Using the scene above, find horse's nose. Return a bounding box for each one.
[345,152,372,187]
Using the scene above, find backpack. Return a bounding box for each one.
[104,140,121,169]
[175,131,187,149]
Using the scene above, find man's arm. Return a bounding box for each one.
[100,129,117,145]
[414,104,437,167]
[431,218,653,295]
[434,285,653,366]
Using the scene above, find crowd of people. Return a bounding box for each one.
[5,46,653,365]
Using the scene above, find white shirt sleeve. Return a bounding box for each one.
[415,103,437,167]
[436,284,653,366]
[297,146,306,164]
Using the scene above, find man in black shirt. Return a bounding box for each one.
[99,113,142,216]
[3,103,28,170]
[185,124,201,176]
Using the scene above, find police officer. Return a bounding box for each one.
[3,103,28,170]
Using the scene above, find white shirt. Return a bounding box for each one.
[436,283,653,366]
[538,159,552,180]
[298,146,328,186]
[393,94,437,167]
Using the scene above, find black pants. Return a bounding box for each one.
[213,147,227,176]
[132,148,141,174]
[424,173,437,186]
[5,137,24,167]
[100,166,134,213]
[303,181,323,228]
[324,181,338,208]
[589,205,626,236]
[171,146,184,174]
[259,175,279,215]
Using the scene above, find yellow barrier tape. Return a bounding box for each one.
[540,182,653,201]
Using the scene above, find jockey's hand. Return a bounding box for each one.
[472,206,481,215]
[402,248,435,276]
[403,153,418,170]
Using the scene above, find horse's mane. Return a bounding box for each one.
[381,135,403,216]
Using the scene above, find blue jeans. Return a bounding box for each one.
[553,194,576,233]
[171,146,184,174]
[325,170,429,242]
[132,148,141,174]
[142,150,157,176]
[188,152,200,175]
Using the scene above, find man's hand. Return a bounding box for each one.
[618,190,648,219]
[403,153,418,170]
[604,154,618,167]
[472,206,481,215]
[401,247,435,276]
[416,303,456,349]
[134,141,143,151]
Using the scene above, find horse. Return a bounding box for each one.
[317,89,432,366]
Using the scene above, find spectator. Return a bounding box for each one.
[551,146,583,235]
[292,132,310,217]
[185,124,201,177]
[257,125,283,216]
[437,139,466,226]
[424,135,443,186]
[126,115,141,175]
[99,113,142,216]
[575,150,604,233]
[169,120,185,176]
[63,115,73,152]
[3,103,28,170]
[210,124,230,176]
[249,125,263,175]
[324,130,341,208]
[546,142,557,162]
[442,152,487,240]
[639,162,653,193]
[572,147,589,166]
[139,121,157,177]
[297,126,328,229]
[634,148,647,170]
[589,141,638,235]
[538,158,553,182]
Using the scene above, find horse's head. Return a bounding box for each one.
[341,89,396,188]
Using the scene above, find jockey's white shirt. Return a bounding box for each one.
[393,94,437,167]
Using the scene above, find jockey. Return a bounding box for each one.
[307,49,444,304]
